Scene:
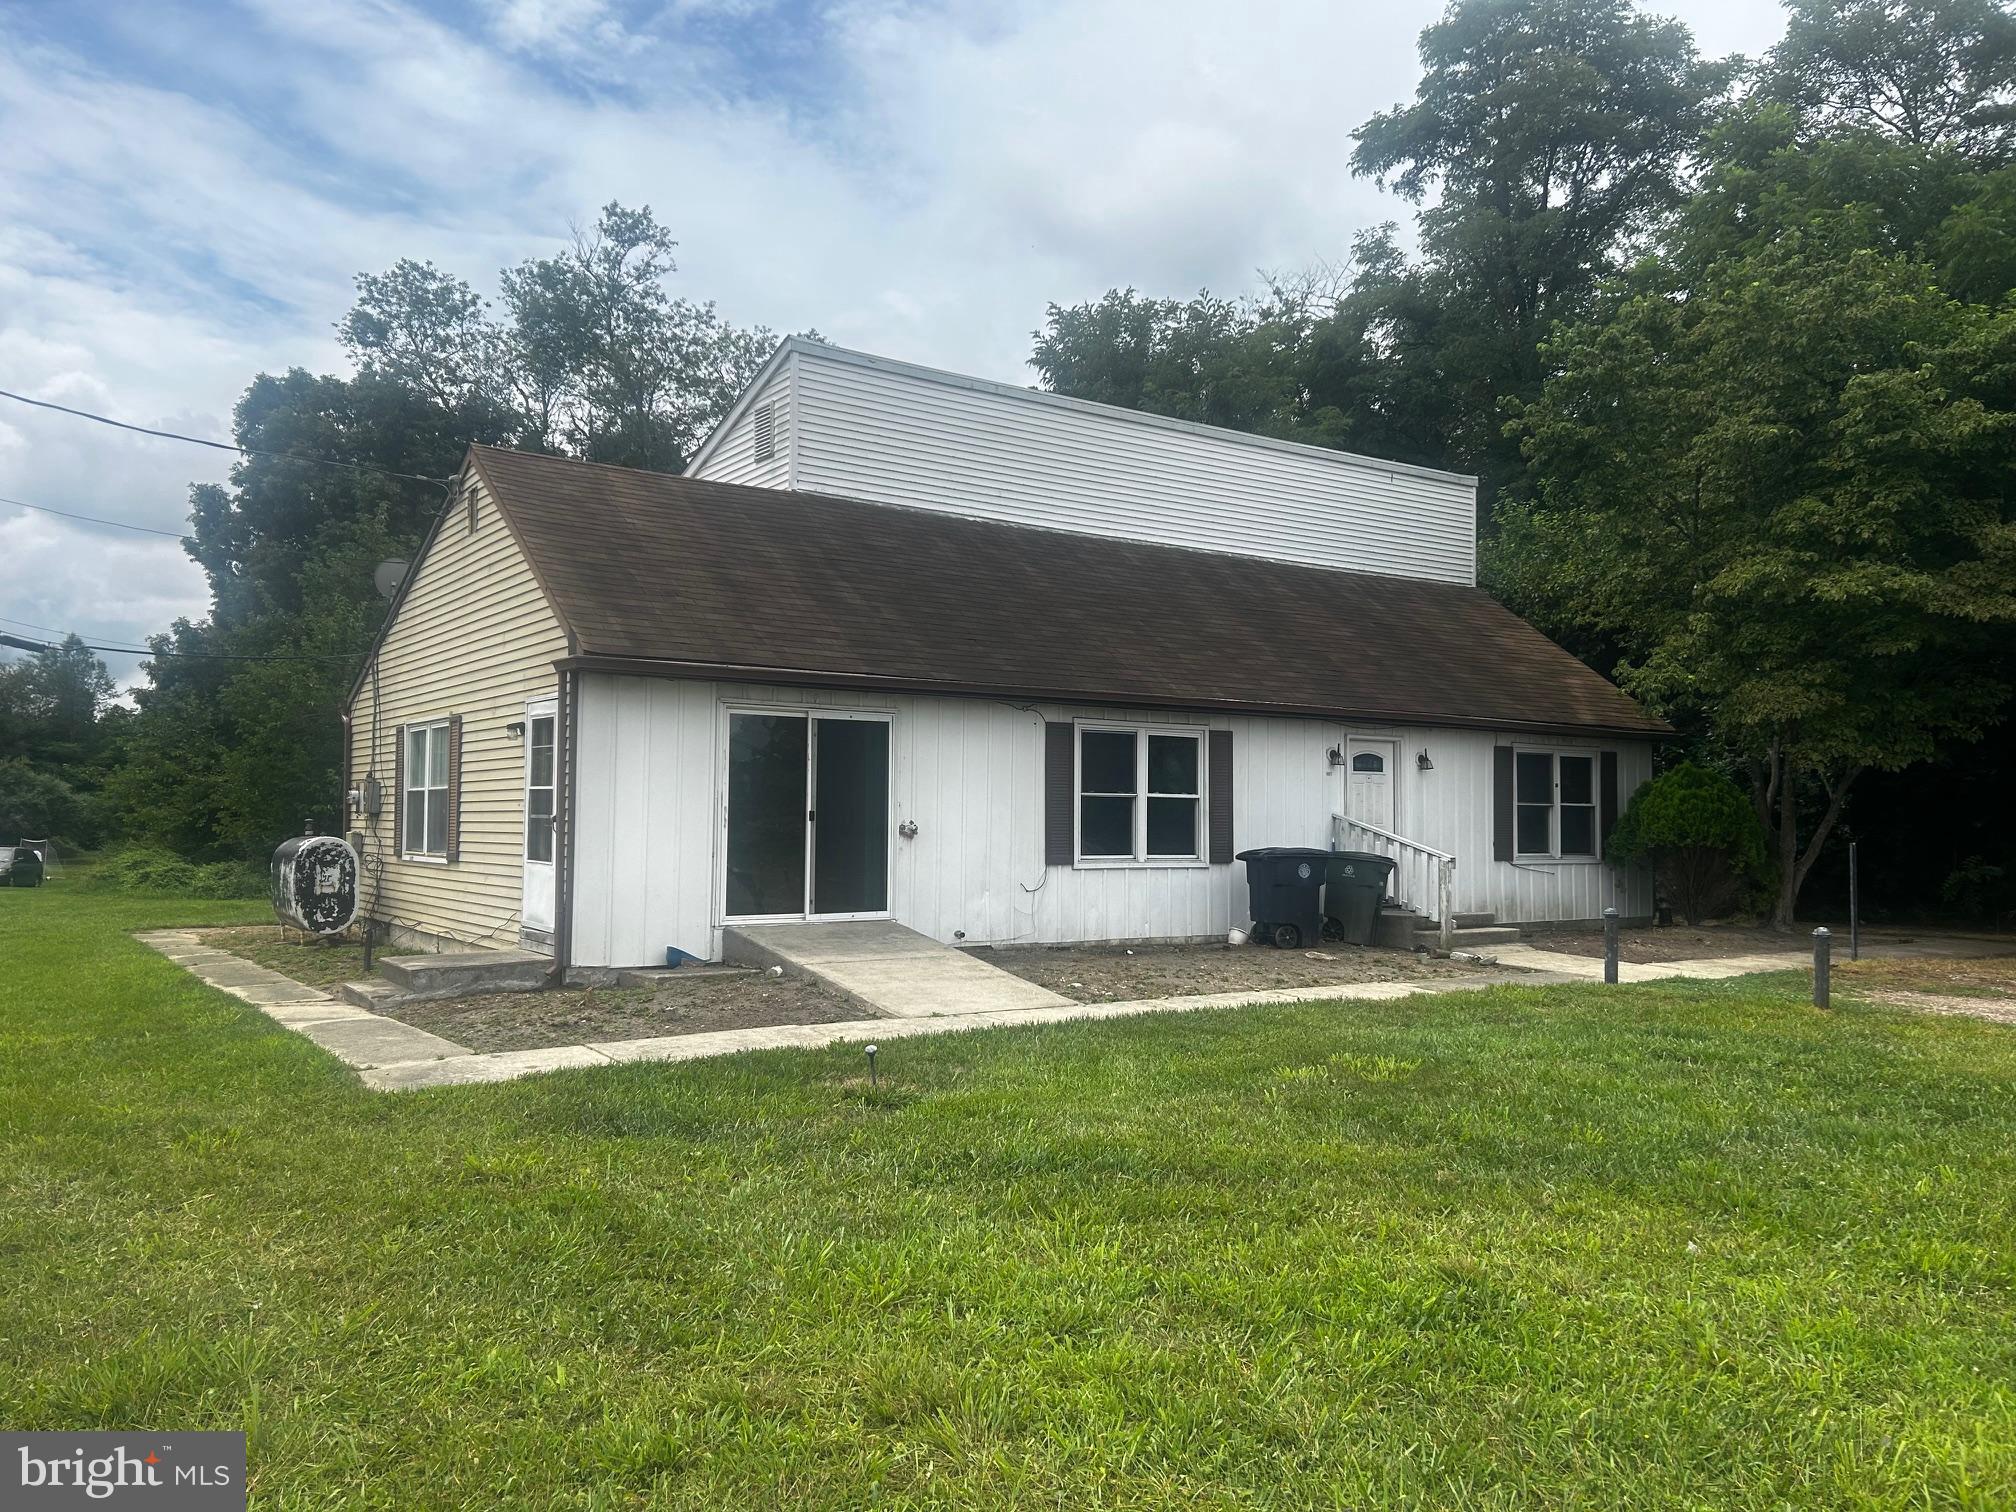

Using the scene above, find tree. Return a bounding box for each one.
[1346,0,1733,498]
[1030,280,1350,447]
[0,758,88,844]
[1497,227,2016,926]
[113,205,782,860]
[1764,0,2016,162]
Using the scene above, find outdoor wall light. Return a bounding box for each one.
[505,720,526,740]
[1416,748,1435,771]
[1327,745,1345,768]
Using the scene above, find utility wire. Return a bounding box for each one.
[0,492,191,538]
[0,621,359,662]
[0,388,455,487]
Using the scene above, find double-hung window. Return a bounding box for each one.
[403,720,451,858]
[1077,725,1202,863]
[1514,749,1598,860]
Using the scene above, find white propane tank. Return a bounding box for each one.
[270,834,360,936]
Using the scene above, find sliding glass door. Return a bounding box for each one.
[724,711,890,920]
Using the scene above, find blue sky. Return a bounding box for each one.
[0,0,1787,685]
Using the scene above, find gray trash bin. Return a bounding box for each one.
[1324,851,1396,945]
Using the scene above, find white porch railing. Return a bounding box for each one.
[1331,814,1455,953]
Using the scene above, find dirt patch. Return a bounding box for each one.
[971,941,1495,1003]
[1527,925,1810,964]
[1836,954,2016,998]
[195,925,376,988]
[383,975,861,1053]
[1855,989,2016,1027]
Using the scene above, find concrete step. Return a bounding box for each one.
[338,978,411,1012]
[376,949,550,1001]
[1450,911,1498,929]
[725,920,1070,1019]
[1426,925,1522,949]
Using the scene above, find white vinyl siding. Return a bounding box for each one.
[692,341,1477,585]
[694,364,793,488]
[347,471,570,951]
[569,674,1655,967]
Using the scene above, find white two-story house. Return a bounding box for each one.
[345,339,1666,973]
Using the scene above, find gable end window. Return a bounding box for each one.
[1076,724,1203,864]
[403,720,452,859]
[1514,749,1598,860]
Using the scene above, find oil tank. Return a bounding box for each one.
[271,834,359,936]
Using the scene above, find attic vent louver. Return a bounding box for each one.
[752,402,776,463]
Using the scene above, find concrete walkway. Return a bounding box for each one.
[139,926,2015,1094]
[137,930,473,1071]
[722,920,1072,1018]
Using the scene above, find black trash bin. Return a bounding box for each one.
[1324,850,1396,946]
[1236,847,1331,950]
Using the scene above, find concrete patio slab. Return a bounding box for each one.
[725,920,1072,1018]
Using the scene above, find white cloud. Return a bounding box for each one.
[0,0,1792,668]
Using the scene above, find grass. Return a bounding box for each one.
[3,884,2014,1509]
[198,925,380,988]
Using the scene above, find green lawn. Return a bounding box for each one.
[3,886,2014,1509]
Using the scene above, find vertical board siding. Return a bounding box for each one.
[688,367,793,488]
[347,473,570,951]
[779,347,1477,585]
[570,674,1656,967]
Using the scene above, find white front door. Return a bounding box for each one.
[522,699,557,937]
[1346,738,1398,835]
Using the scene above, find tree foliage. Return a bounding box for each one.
[1607,761,1772,923]
[1763,0,2016,160]
[114,204,781,861]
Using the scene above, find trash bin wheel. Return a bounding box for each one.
[1271,921,1302,950]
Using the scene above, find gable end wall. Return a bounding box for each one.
[346,472,570,951]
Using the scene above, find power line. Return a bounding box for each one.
[0,620,359,662]
[0,388,455,487]
[0,492,190,539]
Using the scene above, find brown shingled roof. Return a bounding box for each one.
[468,444,1668,738]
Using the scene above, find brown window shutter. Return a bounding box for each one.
[1044,722,1074,866]
[446,714,464,863]
[1492,745,1514,863]
[392,724,406,854]
[1207,729,1234,863]
[1599,750,1619,857]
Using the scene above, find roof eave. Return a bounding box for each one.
[553,651,1674,741]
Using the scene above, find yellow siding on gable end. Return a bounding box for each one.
[347,473,570,951]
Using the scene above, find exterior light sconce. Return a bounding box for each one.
[505,720,527,740]
[1326,746,1345,769]
[1416,748,1434,771]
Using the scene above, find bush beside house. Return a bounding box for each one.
[1606,763,1772,925]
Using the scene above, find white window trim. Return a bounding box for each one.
[1073,721,1208,868]
[402,718,451,862]
[1513,747,1601,863]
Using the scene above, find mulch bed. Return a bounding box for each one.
[196,924,860,1053]
[384,976,862,1053]
[972,940,1493,1004]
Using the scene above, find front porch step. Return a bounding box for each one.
[376,949,550,1001]
[1449,912,1498,929]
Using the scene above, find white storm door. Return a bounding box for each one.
[522,700,558,935]
[1347,738,1398,835]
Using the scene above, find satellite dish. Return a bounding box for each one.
[372,559,409,600]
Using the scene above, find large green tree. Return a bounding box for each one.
[1496,228,2016,925]
[0,635,118,845]
[1763,0,2016,161]
[114,204,778,860]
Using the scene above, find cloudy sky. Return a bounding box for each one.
[1,0,1787,685]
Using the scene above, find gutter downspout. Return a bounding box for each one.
[550,665,578,986]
